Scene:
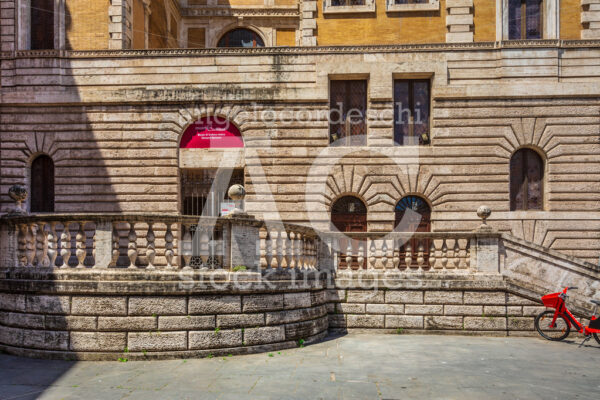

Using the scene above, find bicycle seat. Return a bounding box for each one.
[590,299,600,306]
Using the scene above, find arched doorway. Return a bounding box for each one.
[395,195,431,267]
[331,195,367,232]
[30,155,54,213]
[331,196,367,269]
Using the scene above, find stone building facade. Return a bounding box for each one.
[1,0,600,265]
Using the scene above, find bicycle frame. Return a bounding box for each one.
[543,287,600,336]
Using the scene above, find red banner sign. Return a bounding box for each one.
[180,117,244,149]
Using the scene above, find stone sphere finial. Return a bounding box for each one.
[7,185,28,215]
[477,205,491,224]
[228,184,246,201]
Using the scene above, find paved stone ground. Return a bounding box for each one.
[0,334,599,399]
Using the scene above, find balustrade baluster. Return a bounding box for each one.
[35,223,46,267]
[332,237,340,271]
[146,223,156,270]
[417,241,425,269]
[181,225,192,270]
[110,225,119,267]
[404,243,412,269]
[293,232,301,269]
[345,240,353,268]
[265,232,273,269]
[25,223,35,267]
[47,222,58,268]
[465,240,471,269]
[75,222,86,268]
[429,241,436,269]
[284,231,292,269]
[275,230,284,269]
[199,228,210,270]
[127,222,138,269]
[60,223,71,268]
[452,240,460,269]
[165,223,174,269]
[17,224,27,267]
[357,241,364,269]
[392,239,400,269]
[441,240,448,269]
[368,240,376,269]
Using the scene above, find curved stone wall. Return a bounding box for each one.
[0,270,328,360]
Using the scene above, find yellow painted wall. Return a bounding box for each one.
[316,0,447,46]
[276,29,296,46]
[149,0,168,48]
[473,0,495,42]
[132,0,146,49]
[65,0,109,50]
[560,0,581,39]
[188,28,206,48]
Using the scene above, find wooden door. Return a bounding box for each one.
[395,196,431,267]
[30,155,54,213]
[331,196,367,269]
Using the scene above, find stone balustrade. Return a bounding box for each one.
[0,214,267,271]
[323,232,476,272]
[260,224,320,270]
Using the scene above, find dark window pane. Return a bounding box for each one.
[217,29,264,48]
[413,81,430,145]
[526,0,542,39]
[31,0,54,50]
[394,81,410,145]
[508,0,522,40]
[510,149,543,211]
[31,155,54,212]
[329,80,367,146]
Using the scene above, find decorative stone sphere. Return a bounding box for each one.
[477,205,492,222]
[228,184,246,201]
[8,185,27,203]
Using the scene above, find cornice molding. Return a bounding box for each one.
[3,40,600,60]
[181,5,299,18]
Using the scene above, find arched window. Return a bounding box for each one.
[510,148,544,211]
[395,195,431,232]
[31,0,55,49]
[30,155,54,212]
[331,196,367,232]
[217,29,265,48]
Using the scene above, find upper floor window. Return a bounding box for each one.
[30,155,54,213]
[217,29,264,48]
[394,0,429,4]
[331,0,365,5]
[510,148,544,211]
[30,0,55,49]
[394,79,430,146]
[508,0,543,39]
[329,80,367,146]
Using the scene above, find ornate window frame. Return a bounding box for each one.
[386,0,440,13]
[17,0,65,50]
[322,0,376,15]
[496,0,559,40]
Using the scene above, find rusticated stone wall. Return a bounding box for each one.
[0,271,329,360]
[328,275,547,336]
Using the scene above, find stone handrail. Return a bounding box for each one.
[0,213,256,270]
[322,231,484,272]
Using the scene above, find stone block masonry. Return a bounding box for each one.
[0,270,329,360]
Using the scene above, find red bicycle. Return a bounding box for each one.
[535,286,600,346]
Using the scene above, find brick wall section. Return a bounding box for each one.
[0,290,329,360]
[328,288,546,335]
[66,0,110,50]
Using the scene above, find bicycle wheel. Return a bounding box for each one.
[535,310,570,341]
[593,333,600,345]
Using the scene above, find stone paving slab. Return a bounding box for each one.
[0,334,599,399]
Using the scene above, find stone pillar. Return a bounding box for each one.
[473,233,500,274]
[0,222,18,268]
[300,0,317,46]
[582,0,600,39]
[446,0,474,43]
[228,220,260,271]
[94,221,113,268]
[0,0,16,52]
[109,0,133,49]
